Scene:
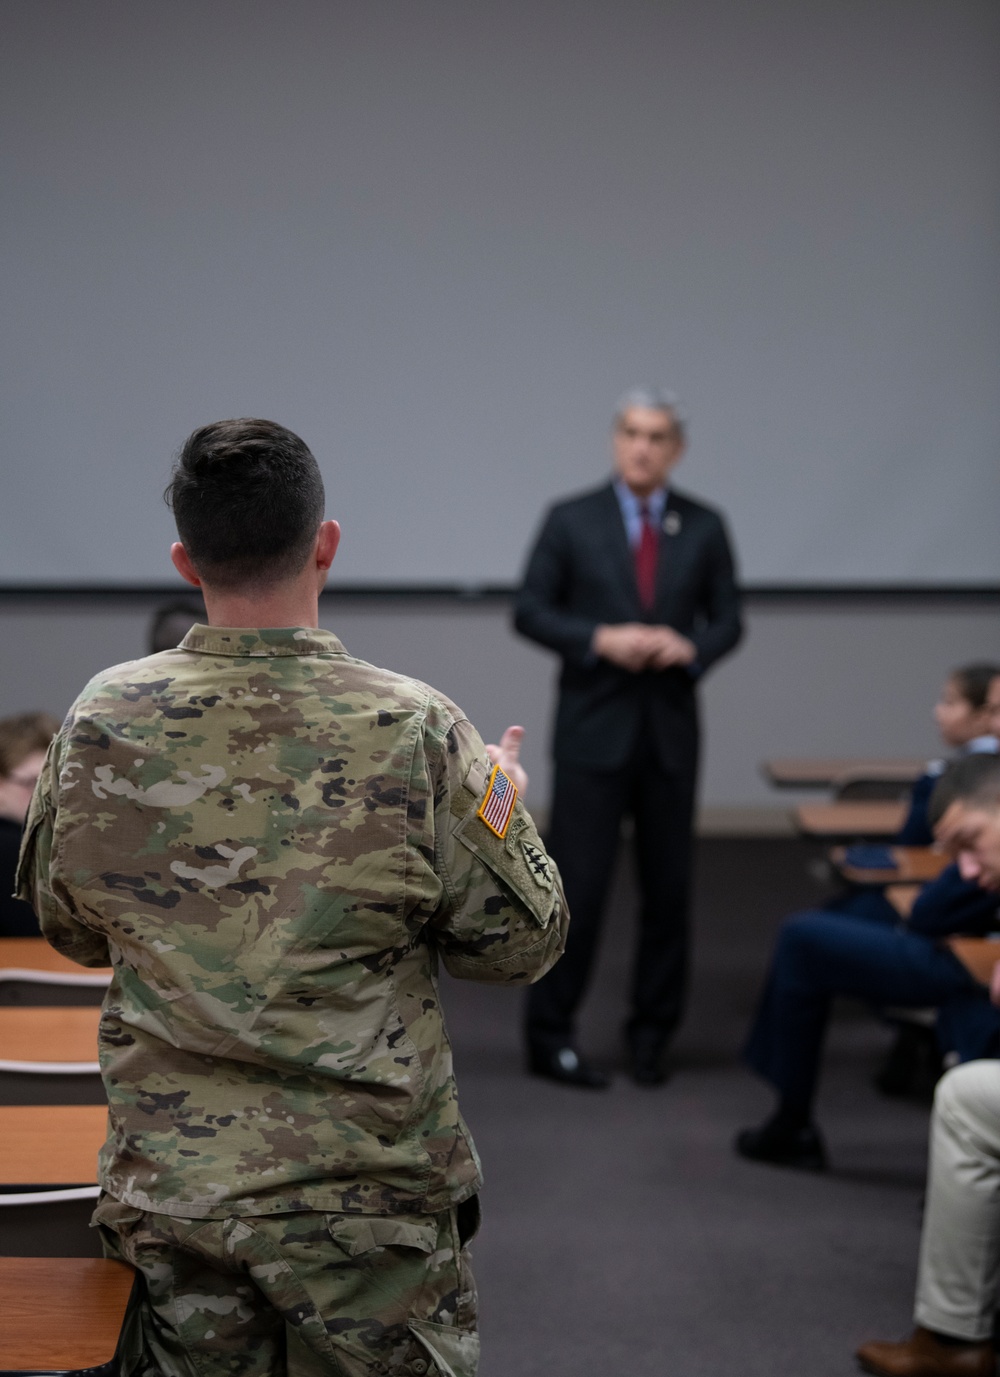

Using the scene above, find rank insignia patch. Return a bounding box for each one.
[476,763,518,839]
[521,839,554,889]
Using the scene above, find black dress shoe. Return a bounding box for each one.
[632,1059,670,1087]
[528,1046,610,1089]
[874,1024,942,1100]
[735,1116,827,1170]
[627,1030,670,1086]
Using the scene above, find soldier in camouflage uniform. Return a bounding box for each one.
[17,418,568,1377]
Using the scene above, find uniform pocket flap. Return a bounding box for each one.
[408,1318,481,1377]
[327,1216,438,1256]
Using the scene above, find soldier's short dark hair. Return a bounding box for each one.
[929,754,1000,829]
[951,662,1000,711]
[165,419,325,590]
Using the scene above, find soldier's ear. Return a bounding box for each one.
[171,543,202,587]
[315,521,341,578]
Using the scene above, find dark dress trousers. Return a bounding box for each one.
[514,481,742,1054]
[744,865,1000,1112]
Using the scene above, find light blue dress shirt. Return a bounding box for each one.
[607,478,700,678]
[613,479,668,549]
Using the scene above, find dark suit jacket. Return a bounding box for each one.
[514,482,742,772]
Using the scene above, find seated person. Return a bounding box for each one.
[830,664,1000,1094]
[736,748,1000,1170]
[902,662,999,844]
[856,754,1000,1377]
[148,597,204,654]
[0,711,58,937]
[834,661,999,926]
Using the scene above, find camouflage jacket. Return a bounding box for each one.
[17,626,567,1219]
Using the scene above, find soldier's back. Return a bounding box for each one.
[45,624,481,1217]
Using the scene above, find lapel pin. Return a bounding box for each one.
[663,511,681,536]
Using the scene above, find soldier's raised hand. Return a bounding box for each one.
[485,724,529,796]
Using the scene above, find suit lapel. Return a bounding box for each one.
[597,483,640,610]
[654,492,691,610]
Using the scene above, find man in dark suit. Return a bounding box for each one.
[514,388,742,1087]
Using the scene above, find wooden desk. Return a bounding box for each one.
[0,1103,106,1183]
[945,938,1000,988]
[764,758,925,789]
[832,846,949,887]
[886,884,921,919]
[0,937,111,984]
[0,1006,100,1069]
[794,802,907,839]
[0,1256,134,1369]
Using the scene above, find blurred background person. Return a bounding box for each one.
[857,754,1000,1377]
[737,698,1000,1172]
[514,387,742,1087]
[148,597,204,654]
[0,711,58,936]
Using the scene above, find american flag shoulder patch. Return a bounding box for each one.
[476,763,518,839]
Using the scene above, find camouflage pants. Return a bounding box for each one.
[92,1194,480,1377]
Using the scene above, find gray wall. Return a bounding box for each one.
[3,595,997,821]
[3,2,998,821]
[2,0,999,587]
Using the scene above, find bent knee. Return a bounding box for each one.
[777,911,833,956]
[934,1059,1000,1129]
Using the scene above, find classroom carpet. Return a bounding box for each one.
[444,837,935,1377]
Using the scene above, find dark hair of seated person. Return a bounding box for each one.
[929,753,1000,828]
[0,711,60,937]
[148,599,205,655]
[951,662,1000,712]
[164,418,325,589]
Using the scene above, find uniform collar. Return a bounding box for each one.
[179,625,347,658]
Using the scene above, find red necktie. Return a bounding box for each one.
[634,502,658,611]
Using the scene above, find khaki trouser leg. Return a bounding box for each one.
[915,1061,1000,1341]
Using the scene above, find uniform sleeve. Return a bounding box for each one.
[14,735,112,968]
[427,713,569,984]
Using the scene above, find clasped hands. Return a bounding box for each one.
[480,627,695,799]
[592,622,696,673]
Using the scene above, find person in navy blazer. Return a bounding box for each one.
[514,388,742,1086]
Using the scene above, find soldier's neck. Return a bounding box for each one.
[200,579,322,632]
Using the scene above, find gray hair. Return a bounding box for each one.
[614,387,687,441]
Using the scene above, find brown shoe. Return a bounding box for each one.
[856,1327,996,1376]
